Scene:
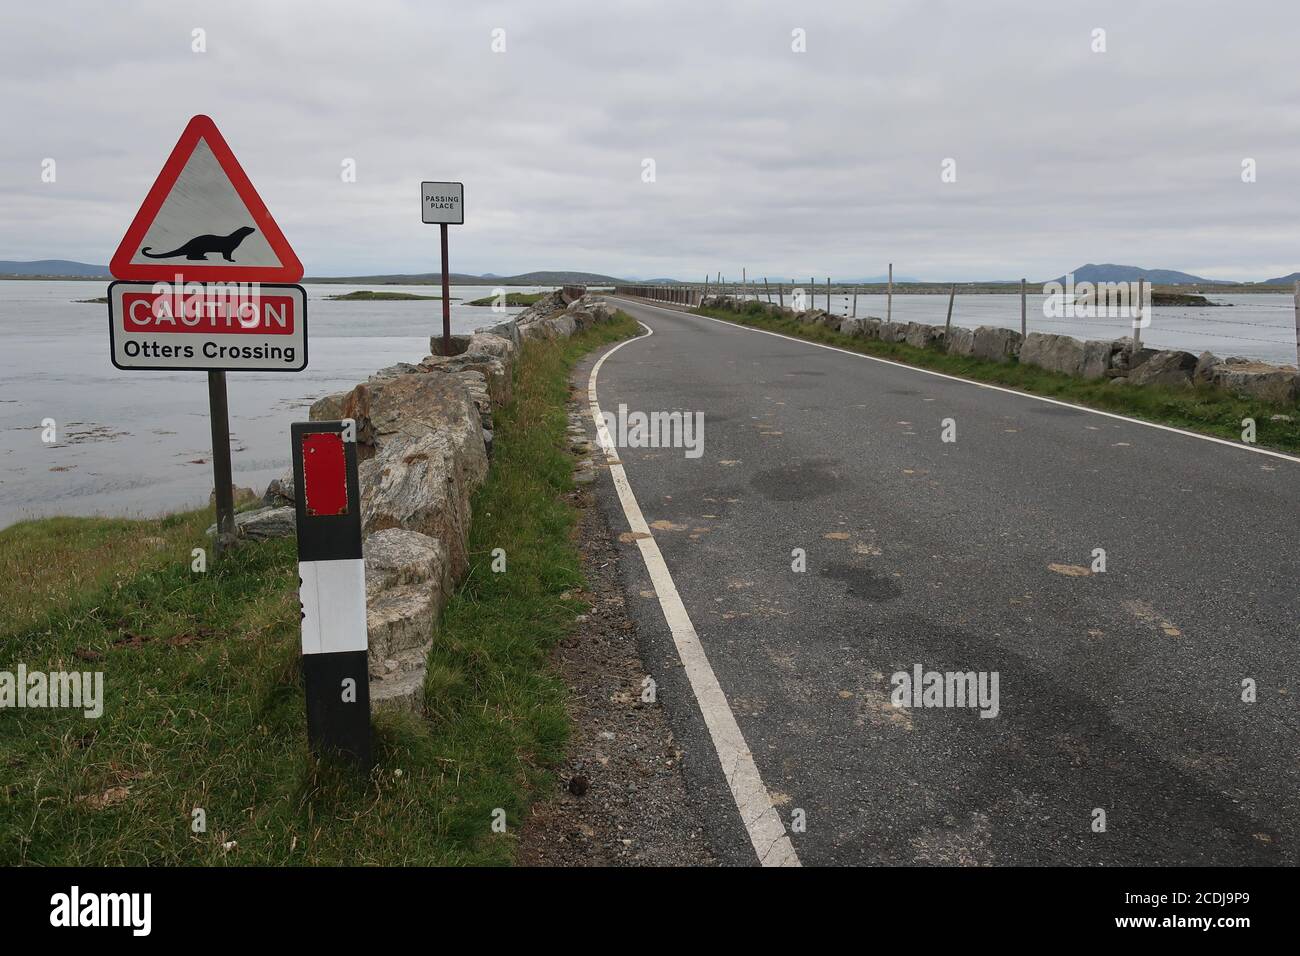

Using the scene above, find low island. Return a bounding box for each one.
[325,290,455,301]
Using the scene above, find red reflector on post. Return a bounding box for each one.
[301,432,348,516]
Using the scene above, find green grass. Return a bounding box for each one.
[0,311,641,865]
[466,292,546,307]
[324,290,450,301]
[692,303,1300,453]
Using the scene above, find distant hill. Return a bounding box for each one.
[0,259,109,277]
[1261,272,1300,285]
[306,270,623,286]
[0,261,624,285]
[1051,263,1231,285]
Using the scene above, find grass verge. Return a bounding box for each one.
[0,311,641,865]
[691,303,1300,453]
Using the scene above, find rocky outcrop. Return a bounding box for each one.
[904,322,945,350]
[262,470,294,507]
[363,529,450,710]
[521,314,576,341]
[1019,332,1086,376]
[420,351,512,406]
[206,505,295,541]
[1081,340,1120,380]
[945,326,975,356]
[1127,349,1197,388]
[877,321,907,343]
[1194,351,1220,384]
[357,392,488,579]
[1209,360,1300,403]
[972,327,1023,363]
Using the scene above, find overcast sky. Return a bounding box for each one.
[4,0,1300,281]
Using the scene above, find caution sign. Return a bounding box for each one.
[107,281,307,371]
[110,115,303,283]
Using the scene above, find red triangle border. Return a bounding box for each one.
[109,115,303,283]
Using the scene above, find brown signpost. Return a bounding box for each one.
[421,182,465,354]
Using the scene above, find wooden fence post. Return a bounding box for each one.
[1294,281,1300,367]
[887,263,893,323]
[946,283,956,335]
[1020,278,1027,337]
[1133,278,1145,352]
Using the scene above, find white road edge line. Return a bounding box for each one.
[588,321,801,868]
[607,296,1300,466]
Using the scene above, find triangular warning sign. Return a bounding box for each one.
[110,115,303,283]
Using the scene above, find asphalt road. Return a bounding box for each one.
[579,295,1300,867]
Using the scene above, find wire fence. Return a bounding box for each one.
[628,274,1300,367]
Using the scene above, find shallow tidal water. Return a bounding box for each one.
[0,281,544,528]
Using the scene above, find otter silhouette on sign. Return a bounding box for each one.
[141,226,256,262]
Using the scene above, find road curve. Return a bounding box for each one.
[579,295,1299,867]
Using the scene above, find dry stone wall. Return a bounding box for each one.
[695,295,1299,405]
[217,288,617,711]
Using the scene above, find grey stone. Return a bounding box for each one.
[1019,332,1085,376]
[1194,351,1221,384]
[1081,339,1118,380]
[521,314,576,341]
[904,322,945,349]
[467,331,516,361]
[421,351,511,406]
[1128,350,1197,388]
[370,666,427,713]
[210,485,259,508]
[309,391,348,422]
[363,527,449,602]
[838,317,865,338]
[877,321,908,343]
[476,319,522,350]
[359,425,488,581]
[366,585,435,670]
[511,290,567,325]
[206,505,295,541]
[336,372,489,462]
[427,334,472,357]
[971,326,1023,362]
[946,326,976,356]
[1209,363,1300,404]
[263,470,294,507]
[370,362,426,382]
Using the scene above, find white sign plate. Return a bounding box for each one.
[421,181,464,224]
[107,281,308,371]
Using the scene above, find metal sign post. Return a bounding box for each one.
[421,181,464,354]
[292,420,371,766]
[440,222,451,353]
[208,371,236,555]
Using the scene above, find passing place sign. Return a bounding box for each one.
[107,281,308,371]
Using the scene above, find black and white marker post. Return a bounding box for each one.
[291,419,371,767]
